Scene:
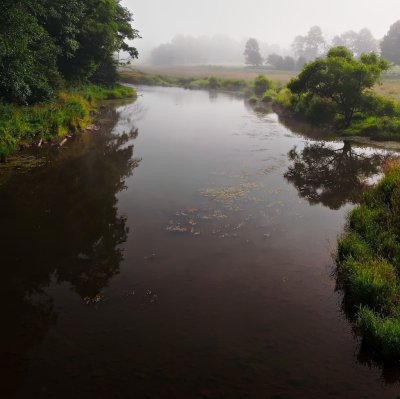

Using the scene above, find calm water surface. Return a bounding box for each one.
[1,86,400,398]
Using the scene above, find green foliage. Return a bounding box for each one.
[0,1,62,104]
[337,163,400,359]
[274,88,295,109]
[381,20,400,66]
[248,96,258,104]
[358,308,400,359]
[254,75,272,96]
[337,233,371,263]
[0,85,136,156]
[304,96,337,124]
[0,1,139,104]
[262,89,278,103]
[340,258,399,313]
[70,85,137,102]
[287,47,390,127]
[346,117,400,141]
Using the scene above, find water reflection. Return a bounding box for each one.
[284,141,387,209]
[0,108,139,396]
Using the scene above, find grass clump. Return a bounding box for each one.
[337,162,400,360]
[70,84,137,102]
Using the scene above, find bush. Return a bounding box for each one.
[254,75,272,96]
[274,89,295,109]
[361,93,400,118]
[305,97,337,124]
[248,95,258,104]
[262,89,277,103]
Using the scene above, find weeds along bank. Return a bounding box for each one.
[0,85,136,161]
[337,160,400,360]
[120,70,283,100]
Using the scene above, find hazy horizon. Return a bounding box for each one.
[122,0,400,61]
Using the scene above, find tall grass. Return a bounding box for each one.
[0,85,136,158]
[337,161,400,360]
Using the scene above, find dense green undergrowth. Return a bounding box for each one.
[274,89,400,141]
[337,160,400,360]
[0,85,136,159]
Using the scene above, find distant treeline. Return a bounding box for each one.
[0,0,140,105]
[148,35,281,66]
[149,21,400,69]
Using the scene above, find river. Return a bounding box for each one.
[1,85,399,398]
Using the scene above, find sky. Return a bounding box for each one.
[121,0,400,55]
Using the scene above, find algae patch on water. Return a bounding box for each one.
[200,181,261,206]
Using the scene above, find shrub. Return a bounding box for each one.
[254,75,272,96]
[248,96,258,104]
[262,89,277,103]
[305,97,337,125]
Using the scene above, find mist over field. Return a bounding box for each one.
[122,0,400,63]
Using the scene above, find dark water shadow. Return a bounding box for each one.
[0,108,140,397]
[284,141,388,210]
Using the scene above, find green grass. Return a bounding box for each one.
[337,161,400,360]
[0,84,136,158]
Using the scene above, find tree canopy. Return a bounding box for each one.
[292,26,326,61]
[244,38,263,67]
[287,47,390,126]
[332,28,378,58]
[381,20,400,66]
[0,0,139,104]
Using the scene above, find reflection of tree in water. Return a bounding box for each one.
[0,108,140,396]
[284,141,387,210]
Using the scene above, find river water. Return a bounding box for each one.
[1,86,400,398]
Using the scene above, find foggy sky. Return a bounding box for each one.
[122,0,400,56]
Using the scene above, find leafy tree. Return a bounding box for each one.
[292,26,326,61]
[283,56,295,70]
[381,20,400,65]
[266,53,284,69]
[287,47,390,126]
[0,0,140,104]
[244,38,263,66]
[58,0,140,84]
[266,54,296,70]
[0,1,61,104]
[333,28,377,58]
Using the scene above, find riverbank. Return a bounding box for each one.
[120,70,283,99]
[337,160,400,361]
[121,69,400,145]
[0,85,137,161]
